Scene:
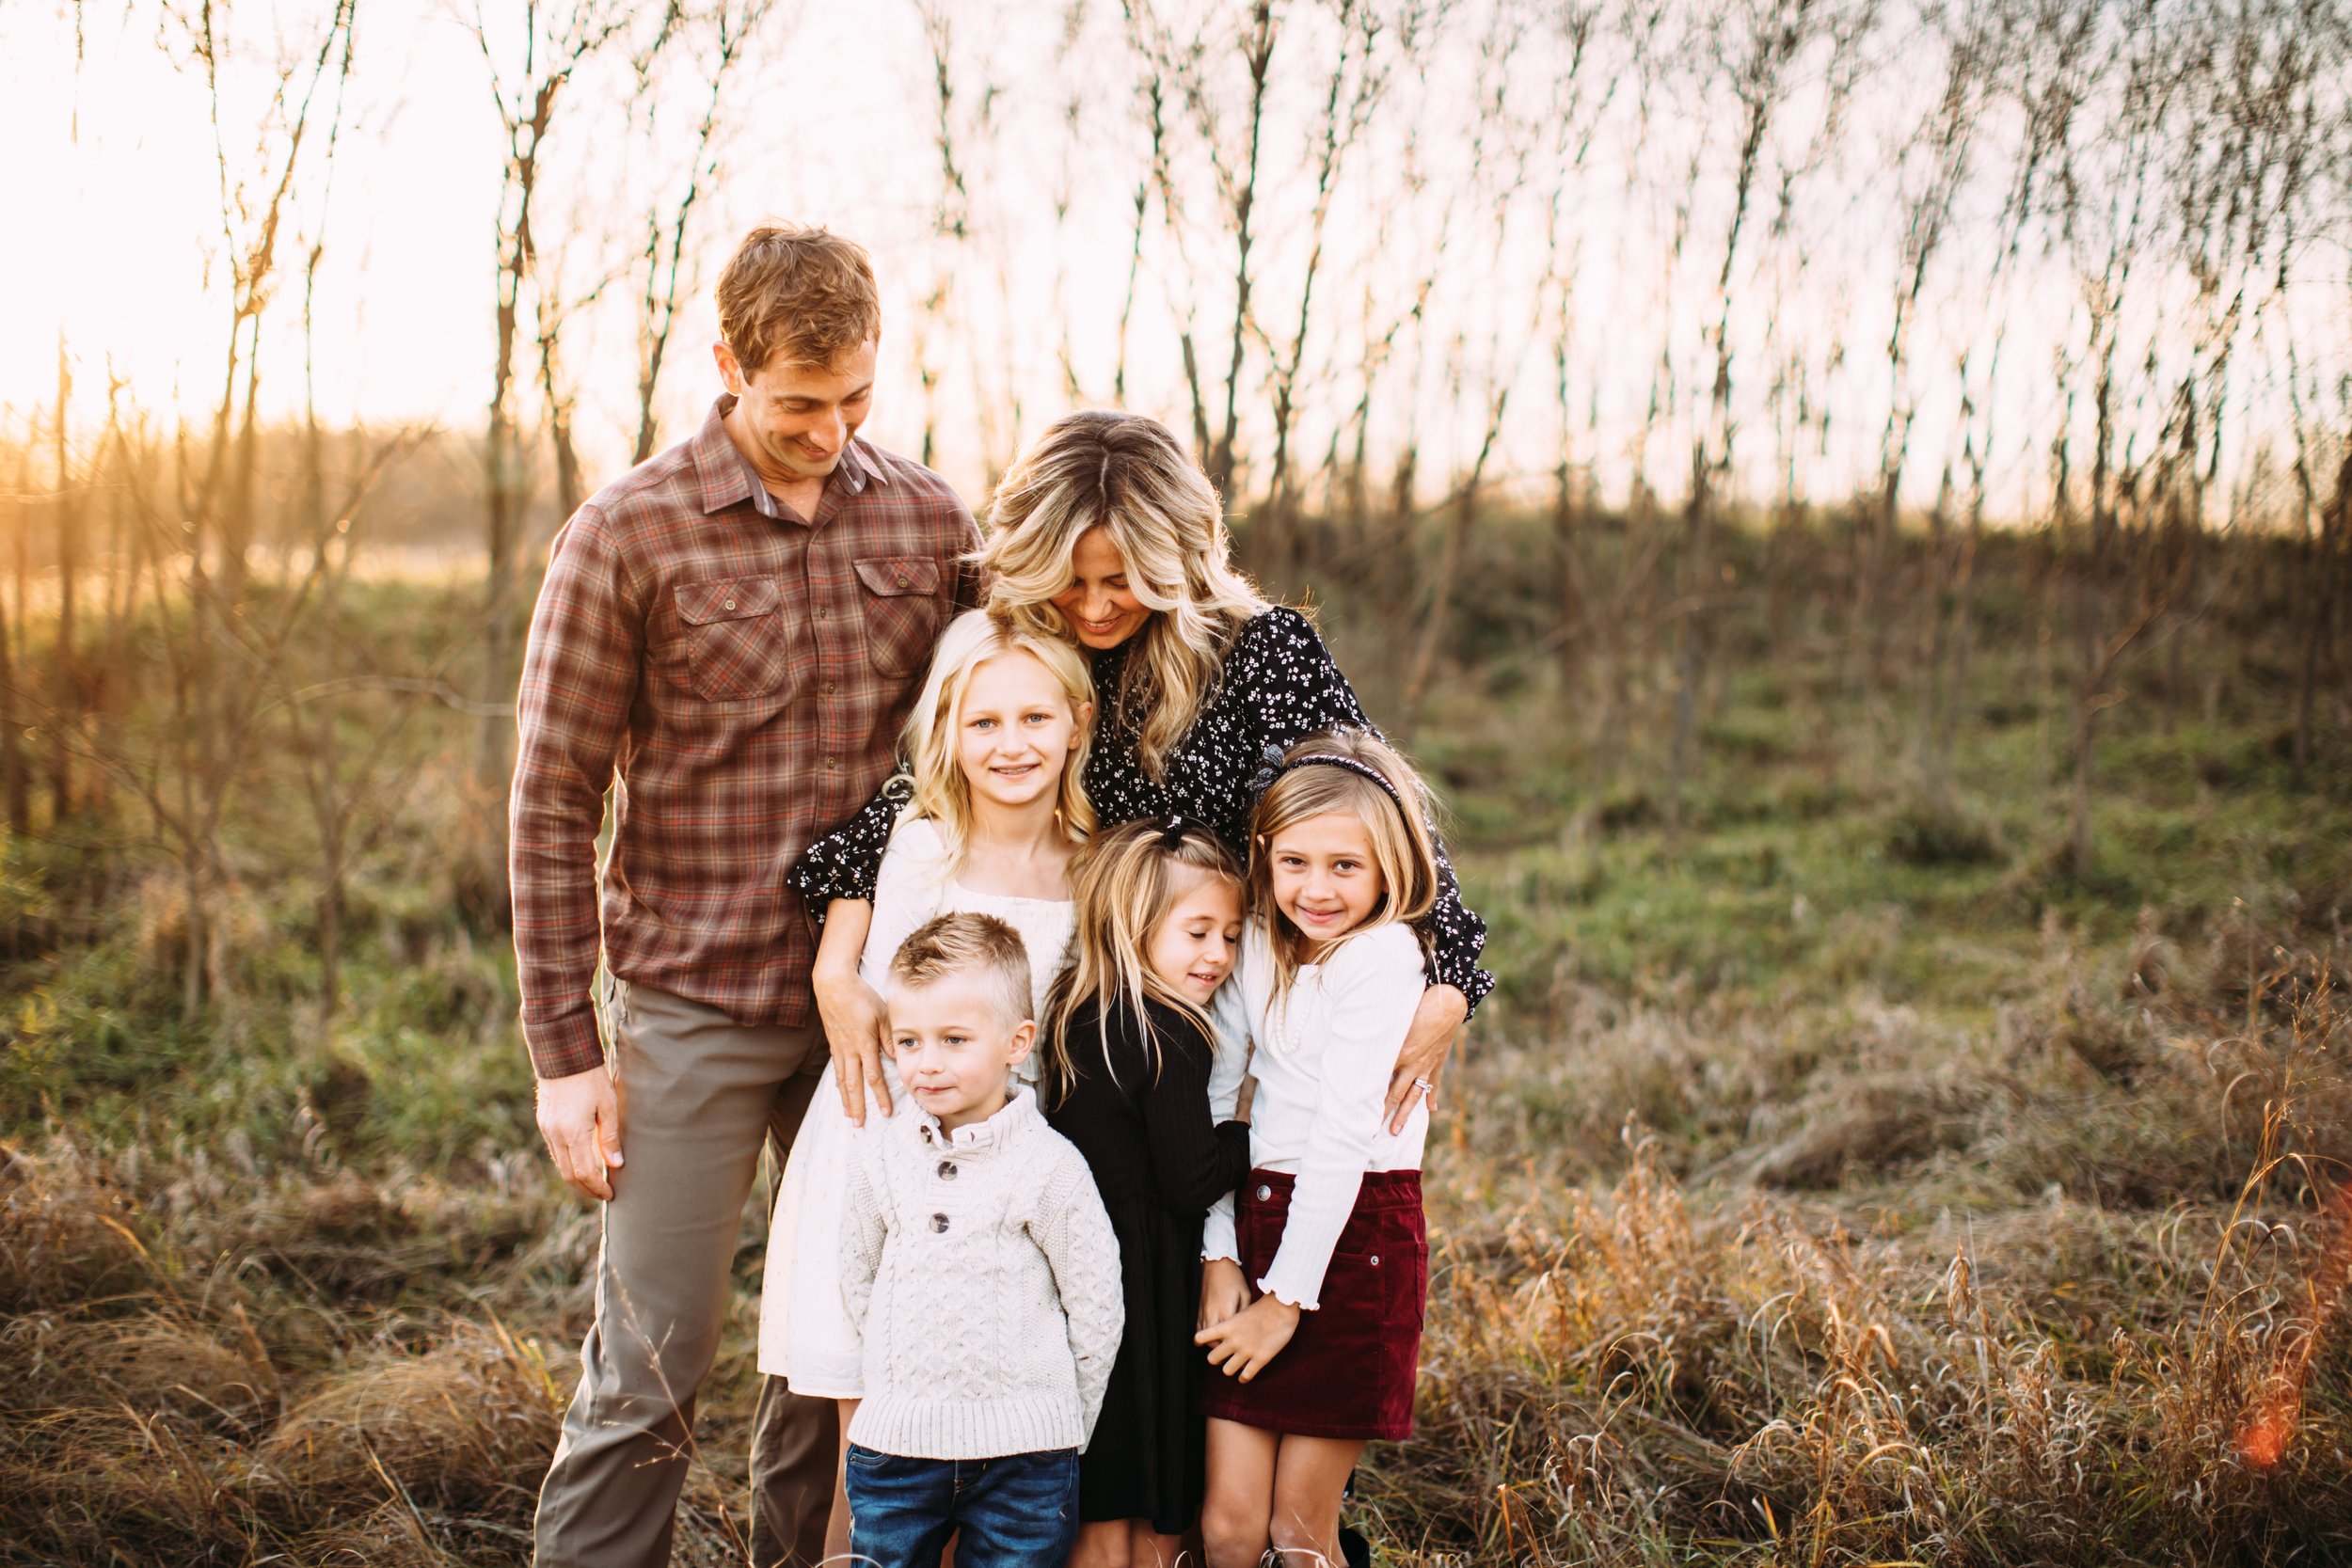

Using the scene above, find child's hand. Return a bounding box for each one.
[1198,1258,1250,1333]
[1195,1292,1300,1382]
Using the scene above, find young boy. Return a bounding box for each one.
[838,911,1124,1568]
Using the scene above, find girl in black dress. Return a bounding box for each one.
[1039,817,1258,1568]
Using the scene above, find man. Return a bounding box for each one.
[511,225,979,1567]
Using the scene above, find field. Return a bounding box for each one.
[3,521,2350,1566]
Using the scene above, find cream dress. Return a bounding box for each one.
[757,813,1077,1392]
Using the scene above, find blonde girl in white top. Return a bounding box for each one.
[1193,729,1445,1568]
[758,608,1095,1561]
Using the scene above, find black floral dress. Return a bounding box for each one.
[1044,994,1253,1530]
[792,605,1493,1007]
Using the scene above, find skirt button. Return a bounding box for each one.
[1254,1184,1272,1201]
[1369,1254,1381,1266]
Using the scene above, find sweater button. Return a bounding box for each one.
[1369,1254,1381,1267]
[1254,1184,1272,1201]
[930,1212,949,1233]
[937,1161,957,1180]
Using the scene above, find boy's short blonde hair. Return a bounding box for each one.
[889,911,1034,1030]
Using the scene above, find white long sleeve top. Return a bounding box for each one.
[1203,920,1429,1309]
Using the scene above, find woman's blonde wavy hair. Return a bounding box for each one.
[981,411,1266,781]
[898,610,1097,864]
[1039,817,1244,1106]
[1248,729,1440,1003]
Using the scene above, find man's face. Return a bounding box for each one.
[714,338,879,485]
[886,971,1034,1132]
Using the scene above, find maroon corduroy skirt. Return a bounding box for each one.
[1200,1169,1426,1441]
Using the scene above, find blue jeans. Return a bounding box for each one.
[843,1445,1080,1568]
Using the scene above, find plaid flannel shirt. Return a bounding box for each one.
[510,397,980,1079]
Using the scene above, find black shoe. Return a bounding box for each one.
[1338,1524,1373,1568]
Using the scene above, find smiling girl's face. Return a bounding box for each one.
[956,650,1089,811]
[1049,527,1152,650]
[1265,812,1386,958]
[1146,866,1246,1004]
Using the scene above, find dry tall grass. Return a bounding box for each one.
[1372,934,2352,1566]
[5,922,2346,1563]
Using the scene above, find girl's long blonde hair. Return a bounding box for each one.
[1039,817,1244,1105]
[898,610,1097,863]
[981,411,1266,781]
[1248,729,1440,1002]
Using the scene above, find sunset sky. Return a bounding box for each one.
[4,0,2344,520]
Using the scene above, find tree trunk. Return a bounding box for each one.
[51,348,77,823]
[0,445,25,838]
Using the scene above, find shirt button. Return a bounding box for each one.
[824,681,837,695]
[818,607,830,621]
[937,1161,957,1180]
[930,1213,950,1233]
[1254,1184,1272,1201]
[825,756,838,769]
[723,598,737,610]
[896,575,909,588]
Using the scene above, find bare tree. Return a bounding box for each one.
[469,0,635,924]
[85,0,364,1015]
[48,345,78,822]
[632,0,781,464]
[2058,0,2183,879]
[0,436,26,837]
[1666,0,1840,840]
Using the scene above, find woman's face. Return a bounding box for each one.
[956,650,1089,812]
[1049,527,1152,650]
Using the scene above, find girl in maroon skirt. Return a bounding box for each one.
[1194,731,1444,1568]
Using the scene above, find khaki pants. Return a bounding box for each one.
[533,980,838,1568]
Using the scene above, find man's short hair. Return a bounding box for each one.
[716,225,882,377]
[888,912,1033,1029]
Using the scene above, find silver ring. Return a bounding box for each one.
[1413,1077,1434,1093]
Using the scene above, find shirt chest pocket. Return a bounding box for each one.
[672,576,801,703]
[853,555,946,679]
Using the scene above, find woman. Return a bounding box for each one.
[793,409,1488,1144]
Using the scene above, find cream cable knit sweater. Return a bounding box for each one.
[839,1085,1125,1460]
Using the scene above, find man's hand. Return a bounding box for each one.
[1195,1292,1300,1382]
[1385,984,1467,1132]
[1198,1257,1251,1334]
[815,963,894,1125]
[537,1066,624,1202]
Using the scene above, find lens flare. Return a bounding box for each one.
[2232,1185,2352,1471]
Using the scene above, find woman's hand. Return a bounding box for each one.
[1198,1258,1251,1334]
[813,899,892,1124]
[1384,984,1466,1132]
[1195,1293,1300,1382]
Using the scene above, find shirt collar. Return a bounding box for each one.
[692,394,886,519]
[917,1083,1039,1154]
